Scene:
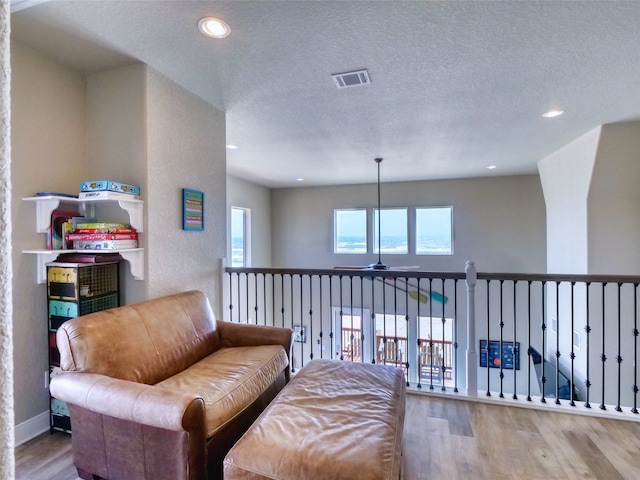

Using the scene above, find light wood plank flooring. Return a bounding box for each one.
[16,394,640,479]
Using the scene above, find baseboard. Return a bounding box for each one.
[15,410,49,446]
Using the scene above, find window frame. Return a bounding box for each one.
[230,206,251,267]
[334,208,368,254]
[372,207,409,255]
[415,206,453,256]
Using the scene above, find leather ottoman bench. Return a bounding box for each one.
[223,359,406,479]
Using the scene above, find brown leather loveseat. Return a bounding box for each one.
[49,290,292,480]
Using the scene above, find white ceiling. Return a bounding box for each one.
[10,1,640,188]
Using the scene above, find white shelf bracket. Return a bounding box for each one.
[118,200,144,232]
[28,250,61,283]
[35,198,61,233]
[119,249,145,280]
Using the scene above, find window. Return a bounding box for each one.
[415,207,453,255]
[231,207,250,267]
[373,208,408,254]
[334,209,367,254]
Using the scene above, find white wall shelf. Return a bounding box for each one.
[22,195,145,283]
[22,194,144,233]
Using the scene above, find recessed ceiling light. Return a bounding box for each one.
[542,109,565,118]
[486,165,497,170]
[296,178,304,182]
[198,17,231,39]
[226,144,238,150]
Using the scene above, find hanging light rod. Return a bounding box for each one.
[369,157,389,271]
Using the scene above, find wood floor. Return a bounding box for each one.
[15,393,640,479]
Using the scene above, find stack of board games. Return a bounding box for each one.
[79,180,140,199]
[66,222,138,250]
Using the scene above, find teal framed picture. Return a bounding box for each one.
[183,189,204,231]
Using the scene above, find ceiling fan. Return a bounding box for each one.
[333,158,452,304]
[335,157,419,272]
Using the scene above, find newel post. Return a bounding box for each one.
[465,261,478,396]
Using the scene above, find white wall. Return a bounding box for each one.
[271,174,547,273]
[11,41,87,430]
[538,127,599,274]
[88,65,227,314]
[227,175,272,267]
[538,121,640,406]
[588,121,640,274]
[12,52,228,438]
[145,68,226,311]
[87,64,148,304]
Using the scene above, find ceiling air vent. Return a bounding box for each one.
[331,69,371,89]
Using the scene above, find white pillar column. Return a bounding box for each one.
[465,261,477,396]
[0,2,15,477]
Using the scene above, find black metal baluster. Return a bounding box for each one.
[263,273,267,326]
[236,273,241,323]
[541,280,546,404]
[616,282,622,412]
[245,273,250,323]
[405,276,410,386]
[371,273,376,364]
[360,276,365,364]
[429,277,434,390]
[600,282,607,410]
[440,278,446,392]
[228,272,234,322]
[350,275,355,362]
[499,280,504,399]
[584,282,591,409]
[453,279,459,393]
[526,281,532,402]
[383,274,388,366]
[512,280,518,400]
[486,279,491,397]
[299,274,304,368]
[309,275,314,362]
[329,275,334,360]
[319,275,324,360]
[290,274,295,373]
[394,277,400,377]
[632,283,639,414]
[417,277,422,389]
[339,275,344,360]
[555,281,560,405]
[271,273,275,327]
[254,273,259,324]
[280,274,285,329]
[570,282,576,407]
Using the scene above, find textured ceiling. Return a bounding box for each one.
[10,1,640,188]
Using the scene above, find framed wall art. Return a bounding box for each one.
[479,339,520,370]
[183,189,204,231]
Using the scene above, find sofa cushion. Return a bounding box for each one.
[57,291,221,385]
[155,345,288,438]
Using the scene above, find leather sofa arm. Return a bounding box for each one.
[216,321,292,354]
[50,372,205,431]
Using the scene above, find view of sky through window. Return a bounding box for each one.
[373,208,408,254]
[335,209,367,253]
[416,207,452,255]
[334,206,453,255]
[231,207,246,266]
